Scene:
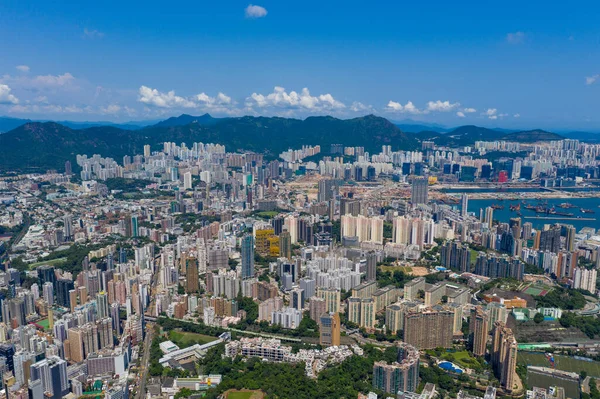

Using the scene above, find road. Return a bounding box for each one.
[136,323,154,399]
[136,256,160,399]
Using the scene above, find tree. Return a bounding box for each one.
[533,312,544,324]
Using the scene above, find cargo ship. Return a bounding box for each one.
[509,203,521,211]
[491,204,504,210]
[580,208,595,214]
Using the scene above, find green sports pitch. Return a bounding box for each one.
[518,352,600,377]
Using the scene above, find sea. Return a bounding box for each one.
[463,197,600,232]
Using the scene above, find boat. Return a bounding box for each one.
[580,208,596,214]
[491,204,504,210]
[509,203,521,211]
[558,202,576,208]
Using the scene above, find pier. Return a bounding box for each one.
[524,216,596,221]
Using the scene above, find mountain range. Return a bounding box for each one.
[0,113,588,173]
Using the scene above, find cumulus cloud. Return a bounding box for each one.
[456,111,465,118]
[463,107,477,113]
[349,102,375,113]
[514,113,520,118]
[101,104,121,114]
[484,108,498,120]
[506,31,525,44]
[246,86,345,111]
[586,75,599,85]
[0,84,19,104]
[385,100,421,114]
[426,100,460,112]
[196,92,232,106]
[138,86,196,108]
[83,28,105,39]
[245,4,267,18]
[30,73,75,89]
[16,65,30,73]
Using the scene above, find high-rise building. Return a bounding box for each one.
[491,322,518,393]
[411,177,429,205]
[366,252,377,282]
[309,297,326,323]
[484,207,494,226]
[319,312,341,346]
[572,267,597,293]
[565,225,576,252]
[469,306,489,357]
[97,291,109,319]
[241,234,255,279]
[461,194,469,217]
[63,215,73,241]
[183,171,193,190]
[185,257,199,293]
[373,343,420,394]
[539,225,561,254]
[30,356,68,399]
[64,160,72,176]
[318,178,338,203]
[55,279,74,308]
[290,288,305,310]
[403,309,454,349]
[318,287,340,314]
[279,230,292,259]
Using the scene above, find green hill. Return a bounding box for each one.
[0,114,418,172]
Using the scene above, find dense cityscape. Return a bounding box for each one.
[2,2,600,399]
[0,127,599,399]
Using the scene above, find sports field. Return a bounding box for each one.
[168,330,218,348]
[518,351,600,377]
[380,265,412,273]
[224,390,265,399]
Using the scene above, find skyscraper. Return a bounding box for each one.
[185,257,199,293]
[485,206,494,226]
[318,178,337,203]
[366,252,377,282]
[403,309,454,349]
[372,343,420,394]
[241,234,255,279]
[97,291,109,319]
[63,215,73,241]
[461,194,469,217]
[469,306,489,357]
[411,177,429,205]
[539,225,561,254]
[491,322,518,393]
[279,230,292,259]
[319,312,340,346]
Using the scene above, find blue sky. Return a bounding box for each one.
[0,0,599,130]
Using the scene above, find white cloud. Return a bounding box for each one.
[514,113,521,118]
[16,65,30,73]
[456,111,465,118]
[349,102,375,113]
[506,31,525,44]
[246,86,345,111]
[426,100,460,112]
[83,28,105,39]
[31,73,76,89]
[196,92,232,106]
[0,84,19,104]
[463,107,477,113]
[385,100,421,114]
[586,75,599,85]
[138,85,196,108]
[34,96,48,103]
[101,104,121,114]
[245,4,267,18]
[483,108,498,120]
